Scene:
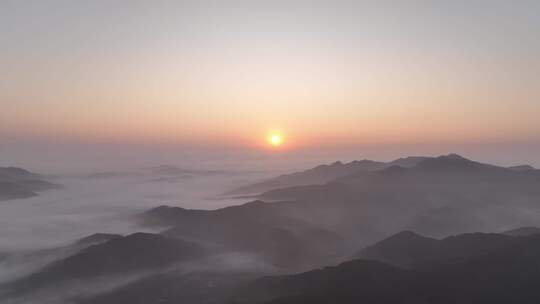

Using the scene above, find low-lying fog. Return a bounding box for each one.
[0,167,268,252]
[0,163,278,288]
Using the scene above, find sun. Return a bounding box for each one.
[267,133,283,147]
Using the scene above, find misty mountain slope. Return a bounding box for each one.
[140,202,348,270]
[137,152,540,262]
[258,154,540,201]
[226,156,434,196]
[228,153,540,201]
[77,271,261,304]
[0,232,124,286]
[254,154,540,239]
[225,160,387,195]
[1,233,203,298]
[0,167,60,201]
[232,233,540,304]
[336,154,540,185]
[73,233,123,246]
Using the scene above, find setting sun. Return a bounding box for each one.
[267,133,283,147]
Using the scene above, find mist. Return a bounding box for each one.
[0,161,273,296]
[0,166,268,250]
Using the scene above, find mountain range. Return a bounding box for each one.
[1,233,203,301]
[3,154,540,303]
[232,231,540,304]
[226,156,429,195]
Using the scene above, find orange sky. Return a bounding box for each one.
[1,1,539,151]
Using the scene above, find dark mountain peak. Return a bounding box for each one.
[414,154,486,171]
[387,230,428,240]
[363,230,436,250]
[502,226,540,237]
[331,161,343,166]
[432,153,474,165]
[351,159,365,164]
[442,153,468,160]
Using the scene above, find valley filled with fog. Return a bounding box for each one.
[0,165,268,251]
[0,164,270,294]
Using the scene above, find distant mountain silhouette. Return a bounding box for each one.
[226,156,431,196]
[0,167,59,201]
[2,233,203,298]
[254,154,540,240]
[336,153,533,185]
[226,160,387,195]
[232,233,540,304]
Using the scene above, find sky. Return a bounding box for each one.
[1,0,540,168]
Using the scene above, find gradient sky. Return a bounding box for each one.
[1,0,540,160]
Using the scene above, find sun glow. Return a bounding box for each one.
[267,133,284,147]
